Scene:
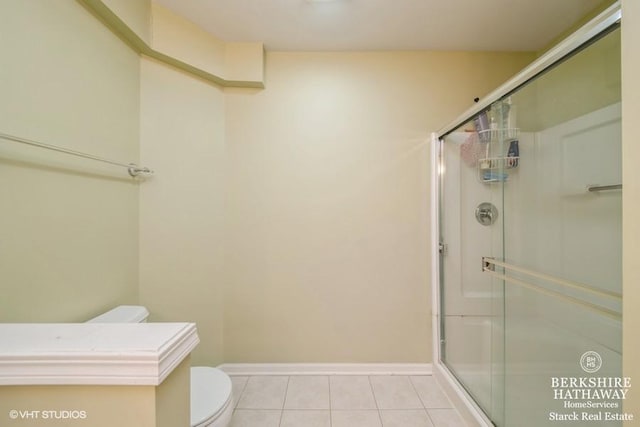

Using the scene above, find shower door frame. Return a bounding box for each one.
[430,3,622,426]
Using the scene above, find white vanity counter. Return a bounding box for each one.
[0,323,199,385]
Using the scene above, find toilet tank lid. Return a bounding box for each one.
[87,306,149,323]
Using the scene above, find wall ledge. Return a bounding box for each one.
[77,0,264,88]
[0,323,199,386]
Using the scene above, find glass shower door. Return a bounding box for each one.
[439,25,622,427]
[499,27,622,426]
[440,110,508,425]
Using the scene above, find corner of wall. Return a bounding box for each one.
[622,0,640,423]
[79,0,265,88]
[150,4,264,86]
[100,0,151,45]
[224,42,265,84]
[150,2,226,77]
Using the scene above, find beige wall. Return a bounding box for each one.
[0,357,190,427]
[0,0,140,322]
[137,49,532,364]
[2,0,637,420]
[0,385,155,427]
[139,58,226,365]
[622,0,640,421]
[156,357,191,427]
[223,51,533,362]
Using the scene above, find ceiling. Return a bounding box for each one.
[155,0,608,52]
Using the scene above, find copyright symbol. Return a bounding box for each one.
[9,410,18,419]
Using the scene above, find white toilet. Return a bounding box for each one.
[87,306,233,427]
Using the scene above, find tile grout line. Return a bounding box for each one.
[408,375,428,409]
[278,375,291,427]
[419,377,465,427]
[367,375,384,427]
[231,373,465,427]
[408,375,435,426]
[424,407,438,427]
[232,375,249,412]
[328,375,333,427]
[235,375,250,410]
[416,375,461,410]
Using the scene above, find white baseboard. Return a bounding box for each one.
[217,363,432,376]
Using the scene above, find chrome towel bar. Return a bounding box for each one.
[482,268,621,321]
[587,184,622,192]
[481,257,621,320]
[0,132,153,177]
[482,257,622,300]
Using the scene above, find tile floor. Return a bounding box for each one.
[229,375,466,427]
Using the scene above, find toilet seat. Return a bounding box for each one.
[190,367,233,427]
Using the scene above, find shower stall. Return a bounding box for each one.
[433,4,623,426]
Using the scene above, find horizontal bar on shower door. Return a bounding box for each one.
[587,184,622,192]
[482,268,622,321]
[0,132,153,177]
[482,258,622,301]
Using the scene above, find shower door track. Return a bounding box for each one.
[435,2,621,140]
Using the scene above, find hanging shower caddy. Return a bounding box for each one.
[475,101,520,183]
